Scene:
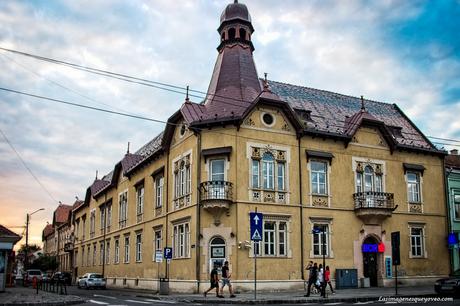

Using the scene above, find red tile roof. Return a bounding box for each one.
[446,154,460,169]
[53,204,72,224]
[42,224,54,238]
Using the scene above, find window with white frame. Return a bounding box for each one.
[87,245,90,266]
[173,222,190,258]
[82,217,86,241]
[253,218,289,257]
[100,241,104,265]
[356,164,383,193]
[114,239,119,264]
[174,155,191,199]
[92,243,97,266]
[105,240,110,264]
[410,225,425,257]
[81,248,85,266]
[407,172,421,203]
[136,184,144,219]
[312,224,330,256]
[310,161,327,195]
[100,207,106,232]
[135,233,142,262]
[90,210,96,238]
[210,159,225,181]
[119,191,128,228]
[155,176,164,208]
[106,204,112,229]
[252,151,286,191]
[154,229,162,258]
[454,193,460,220]
[124,236,130,263]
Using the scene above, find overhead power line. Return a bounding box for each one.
[0,128,59,203]
[1,47,459,145]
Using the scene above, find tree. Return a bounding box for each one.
[18,244,41,255]
[31,255,59,272]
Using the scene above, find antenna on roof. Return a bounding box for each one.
[75,196,79,201]
[59,201,62,205]
[127,142,130,154]
[185,85,190,102]
[360,95,366,111]
[95,170,98,180]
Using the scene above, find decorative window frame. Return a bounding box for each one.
[114,237,120,264]
[153,226,163,261]
[405,171,424,213]
[250,214,292,258]
[260,111,276,128]
[123,234,130,264]
[172,217,191,259]
[172,150,193,210]
[206,157,229,182]
[135,231,143,263]
[89,209,96,238]
[308,159,331,208]
[246,142,290,204]
[135,184,144,223]
[352,157,386,193]
[308,217,334,259]
[118,189,128,228]
[408,222,427,258]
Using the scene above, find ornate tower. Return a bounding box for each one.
[204,0,262,116]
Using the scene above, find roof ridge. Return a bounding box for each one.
[266,79,395,107]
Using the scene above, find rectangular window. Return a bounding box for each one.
[263,155,275,189]
[277,163,285,190]
[87,246,91,267]
[154,229,162,256]
[174,155,191,199]
[254,219,288,257]
[252,159,260,188]
[136,233,142,262]
[136,185,144,218]
[210,159,225,181]
[119,191,128,228]
[90,210,96,238]
[107,204,112,229]
[114,239,120,264]
[82,248,85,266]
[100,242,104,265]
[105,241,110,264]
[407,172,421,203]
[124,236,130,263]
[313,224,329,256]
[100,207,105,232]
[92,244,97,266]
[410,227,424,257]
[155,176,164,208]
[311,161,327,195]
[455,194,460,220]
[82,218,86,241]
[173,223,190,258]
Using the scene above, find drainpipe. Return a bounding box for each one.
[196,131,202,292]
[298,137,305,280]
[102,193,107,278]
[165,149,170,280]
[443,158,453,275]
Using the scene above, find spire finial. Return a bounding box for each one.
[95,170,98,180]
[185,85,190,102]
[234,0,238,3]
[263,72,270,91]
[360,95,366,111]
[127,142,130,154]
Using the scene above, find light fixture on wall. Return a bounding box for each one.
[360,228,365,234]
[381,230,386,235]
[230,232,235,238]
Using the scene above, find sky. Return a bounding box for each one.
[1,0,459,248]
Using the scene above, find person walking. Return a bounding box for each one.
[318,263,325,298]
[304,261,318,297]
[204,264,224,298]
[325,265,335,294]
[220,261,236,298]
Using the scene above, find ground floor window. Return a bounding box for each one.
[173,222,190,258]
[253,217,289,257]
[410,225,425,258]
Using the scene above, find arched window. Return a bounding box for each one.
[364,165,374,192]
[228,28,236,40]
[262,152,275,189]
[239,28,246,40]
[221,32,225,41]
[211,237,225,245]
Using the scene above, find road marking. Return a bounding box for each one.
[324,303,343,305]
[142,299,176,304]
[384,303,398,304]
[89,300,109,305]
[354,302,374,305]
[124,300,151,304]
[94,294,117,300]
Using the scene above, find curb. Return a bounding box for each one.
[1,299,85,306]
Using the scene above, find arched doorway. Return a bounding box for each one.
[209,236,226,273]
[362,236,379,287]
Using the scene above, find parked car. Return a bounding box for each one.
[25,269,43,284]
[52,272,72,285]
[435,276,460,295]
[77,273,106,289]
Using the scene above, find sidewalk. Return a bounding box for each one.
[0,286,85,306]
[137,285,440,304]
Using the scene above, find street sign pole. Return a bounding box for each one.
[250,208,263,301]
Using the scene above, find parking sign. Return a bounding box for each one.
[164,247,173,260]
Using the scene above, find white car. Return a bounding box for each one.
[77,273,106,289]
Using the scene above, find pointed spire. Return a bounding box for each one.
[185,85,190,102]
[360,95,366,111]
[234,0,238,3]
[127,142,130,154]
[95,170,98,180]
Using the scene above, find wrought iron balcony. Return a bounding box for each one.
[353,191,396,222]
[200,181,233,226]
[200,181,233,202]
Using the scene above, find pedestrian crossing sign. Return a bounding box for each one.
[251,229,262,240]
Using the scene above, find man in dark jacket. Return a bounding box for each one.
[204,263,224,298]
[305,261,318,297]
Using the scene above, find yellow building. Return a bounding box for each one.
[71,1,449,292]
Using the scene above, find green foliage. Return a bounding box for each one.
[31,255,59,272]
[18,244,41,255]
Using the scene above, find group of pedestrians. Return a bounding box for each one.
[305,261,335,297]
[203,261,236,298]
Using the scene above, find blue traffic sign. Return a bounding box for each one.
[164,247,173,259]
[250,212,263,241]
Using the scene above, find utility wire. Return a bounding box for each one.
[2,86,460,151]
[1,47,459,145]
[0,128,59,203]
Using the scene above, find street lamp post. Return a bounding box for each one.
[25,208,45,269]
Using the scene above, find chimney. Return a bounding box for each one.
[451,149,458,155]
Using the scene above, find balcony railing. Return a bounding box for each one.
[353,191,395,210]
[200,181,233,202]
